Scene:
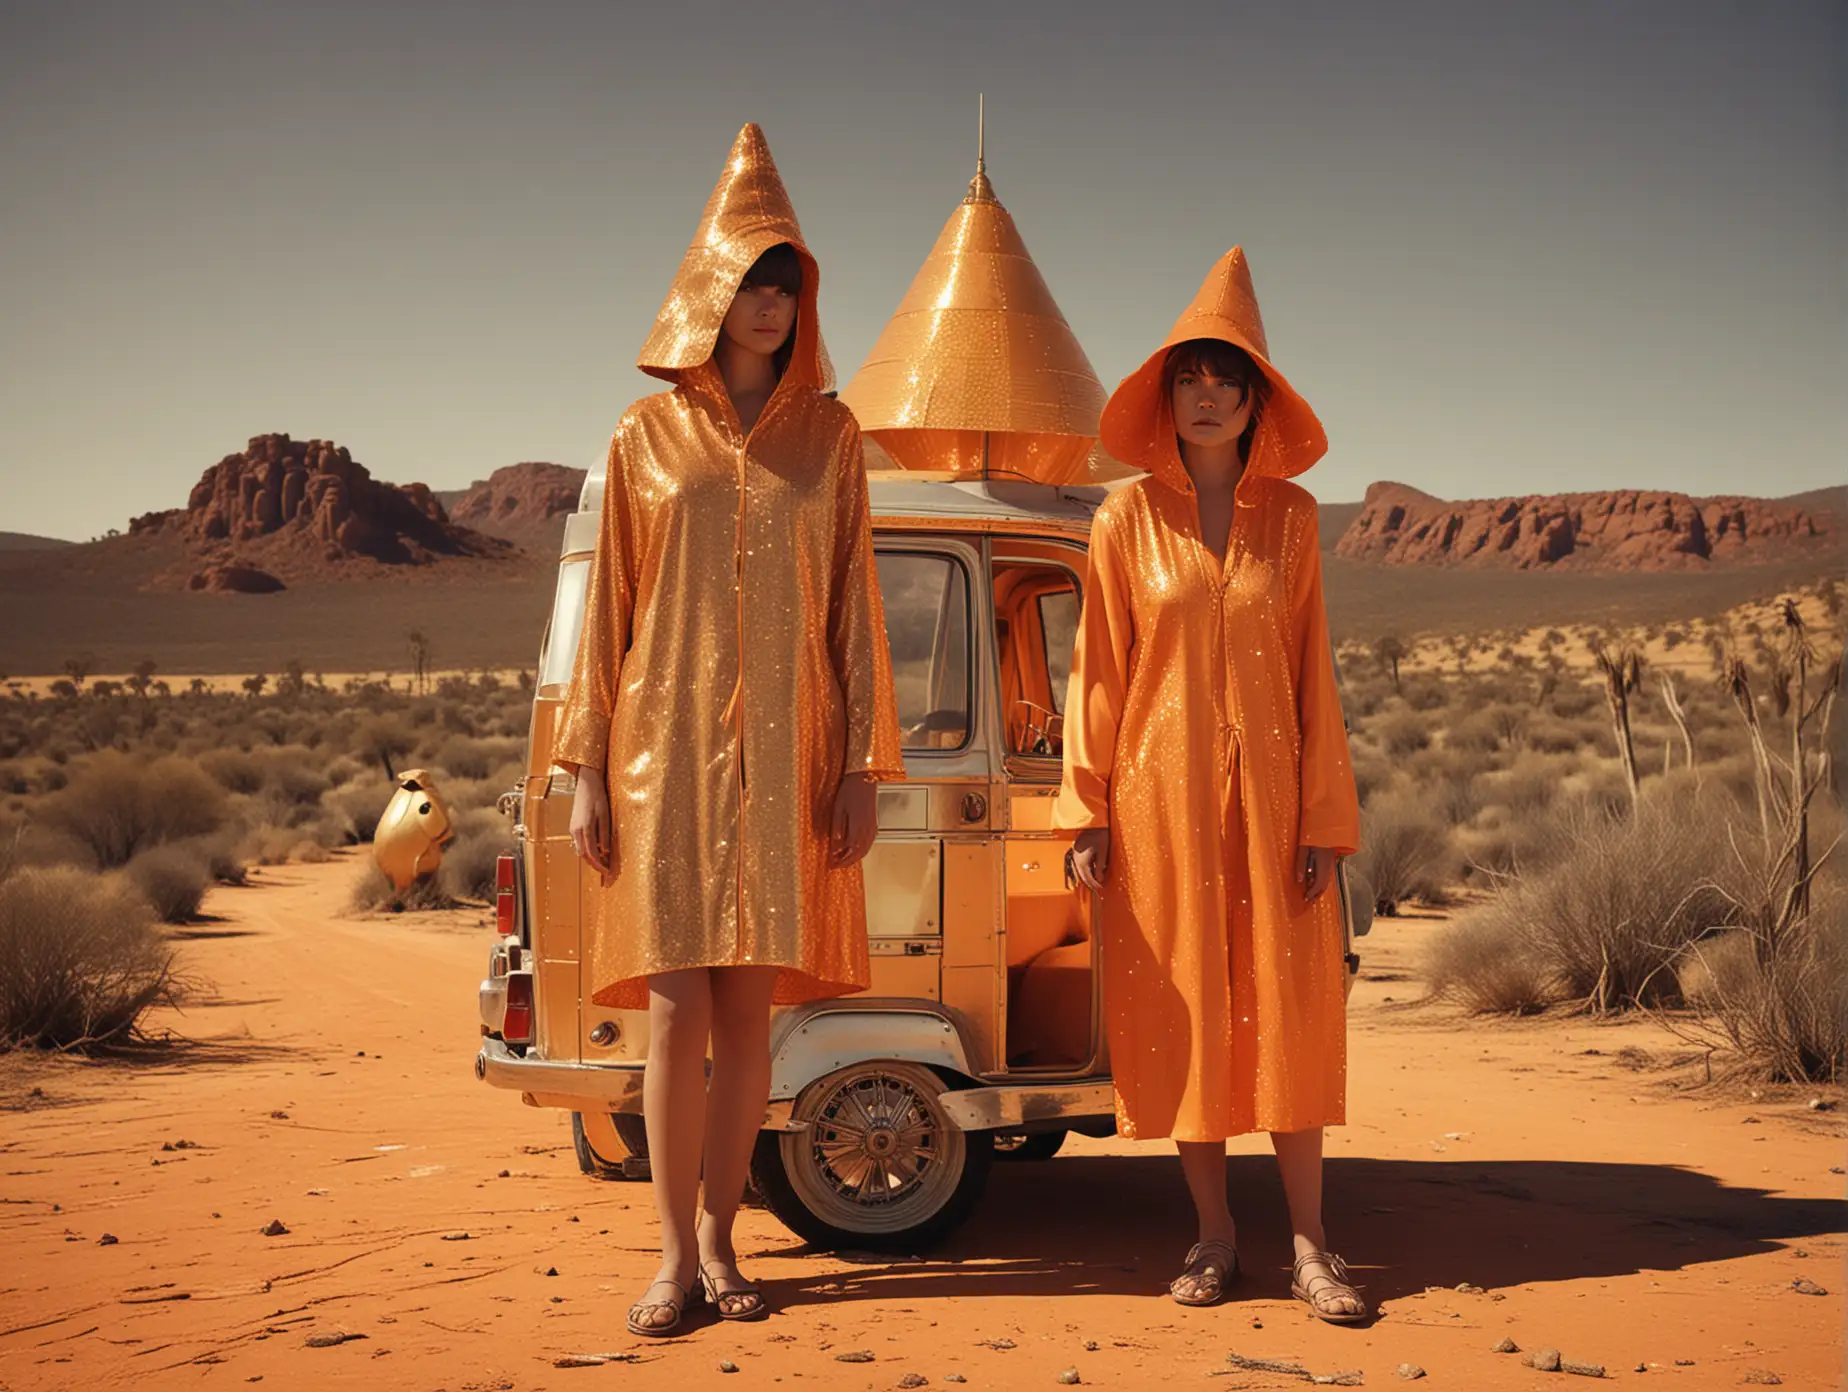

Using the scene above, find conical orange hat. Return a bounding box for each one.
[1100,246,1326,490]
[840,160,1104,484]
[637,123,833,390]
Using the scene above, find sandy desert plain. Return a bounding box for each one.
[2,471,1845,1391]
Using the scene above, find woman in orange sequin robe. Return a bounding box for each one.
[553,124,903,1333]
[1056,248,1366,1321]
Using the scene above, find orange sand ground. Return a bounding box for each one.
[2,855,1841,1392]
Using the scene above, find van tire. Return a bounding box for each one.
[572,1110,648,1180]
[750,1061,992,1251]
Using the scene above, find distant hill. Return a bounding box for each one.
[0,532,75,551]
[1337,481,1838,572]
[125,432,515,590]
[444,462,585,555]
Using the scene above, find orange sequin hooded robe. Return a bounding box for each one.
[1054,247,1360,1141]
[553,124,904,1010]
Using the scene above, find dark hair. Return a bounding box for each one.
[738,242,802,378]
[1163,338,1268,456]
[741,242,802,296]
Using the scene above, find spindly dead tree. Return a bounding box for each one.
[1373,635,1406,693]
[408,630,431,697]
[1594,643,1646,810]
[1657,672,1696,773]
[1725,601,1840,936]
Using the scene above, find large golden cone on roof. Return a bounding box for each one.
[841,147,1106,484]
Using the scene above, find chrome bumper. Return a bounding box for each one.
[475,1037,646,1108]
[476,1038,1115,1135]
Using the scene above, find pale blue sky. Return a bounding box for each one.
[2,0,1842,540]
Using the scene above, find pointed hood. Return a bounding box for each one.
[1100,246,1326,494]
[840,162,1104,485]
[637,123,833,390]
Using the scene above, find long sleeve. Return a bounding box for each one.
[553,431,633,774]
[827,421,906,781]
[1054,507,1135,831]
[1291,503,1360,855]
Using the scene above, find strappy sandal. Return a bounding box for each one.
[1291,1250,1369,1325]
[700,1260,767,1322]
[1169,1239,1240,1307]
[626,1277,696,1338]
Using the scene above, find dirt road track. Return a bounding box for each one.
[2,855,1841,1390]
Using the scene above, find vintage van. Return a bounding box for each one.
[476,468,1370,1250]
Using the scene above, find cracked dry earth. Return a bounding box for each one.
[1,854,1841,1391]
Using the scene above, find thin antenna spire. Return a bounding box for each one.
[966,93,996,203]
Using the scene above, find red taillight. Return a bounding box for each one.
[495,854,517,936]
[502,973,533,1043]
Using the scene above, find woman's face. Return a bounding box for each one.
[719,277,796,359]
[1171,365,1254,451]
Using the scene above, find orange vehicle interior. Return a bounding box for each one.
[994,560,1096,1071]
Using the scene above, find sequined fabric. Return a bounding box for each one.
[1054,247,1360,1141]
[553,124,904,1010]
[839,165,1104,484]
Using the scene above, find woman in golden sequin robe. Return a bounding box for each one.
[1056,248,1367,1322]
[553,124,903,1334]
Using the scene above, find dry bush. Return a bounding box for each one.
[1676,884,1846,1083]
[1372,708,1431,758]
[0,865,179,1048]
[1350,749,1395,807]
[1355,785,1456,912]
[348,864,455,914]
[438,807,510,902]
[198,748,265,794]
[1476,750,1566,818]
[38,751,228,868]
[126,843,212,923]
[1423,917,1551,1014]
[324,778,394,843]
[1436,793,1734,1013]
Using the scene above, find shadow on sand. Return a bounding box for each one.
[758,1153,1842,1308]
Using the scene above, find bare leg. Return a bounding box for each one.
[1271,1127,1364,1318]
[697,964,779,1312]
[636,968,712,1328]
[1171,1139,1238,1302]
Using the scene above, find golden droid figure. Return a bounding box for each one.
[373,768,455,889]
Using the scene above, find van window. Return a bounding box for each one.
[876,551,970,751]
[539,556,591,690]
[1038,590,1080,717]
[993,561,1081,756]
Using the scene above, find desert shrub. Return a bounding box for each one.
[1677,889,1846,1083]
[38,751,228,868]
[324,778,394,843]
[438,808,510,902]
[1476,750,1565,818]
[198,748,265,794]
[260,747,330,806]
[1350,749,1395,807]
[1549,681,1600,718]
[1401,675,1450,712]
[1355,786,1455,912]
[1424,916,1551,1014]
[0,865,179,1048]
[1373,708,1431,758]
[126,843,212,923]
[348,864,455,914]
[1442,793,1735,1013]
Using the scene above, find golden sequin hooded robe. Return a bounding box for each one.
[553,123,905,1009]
[1054,247,1360,1141]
